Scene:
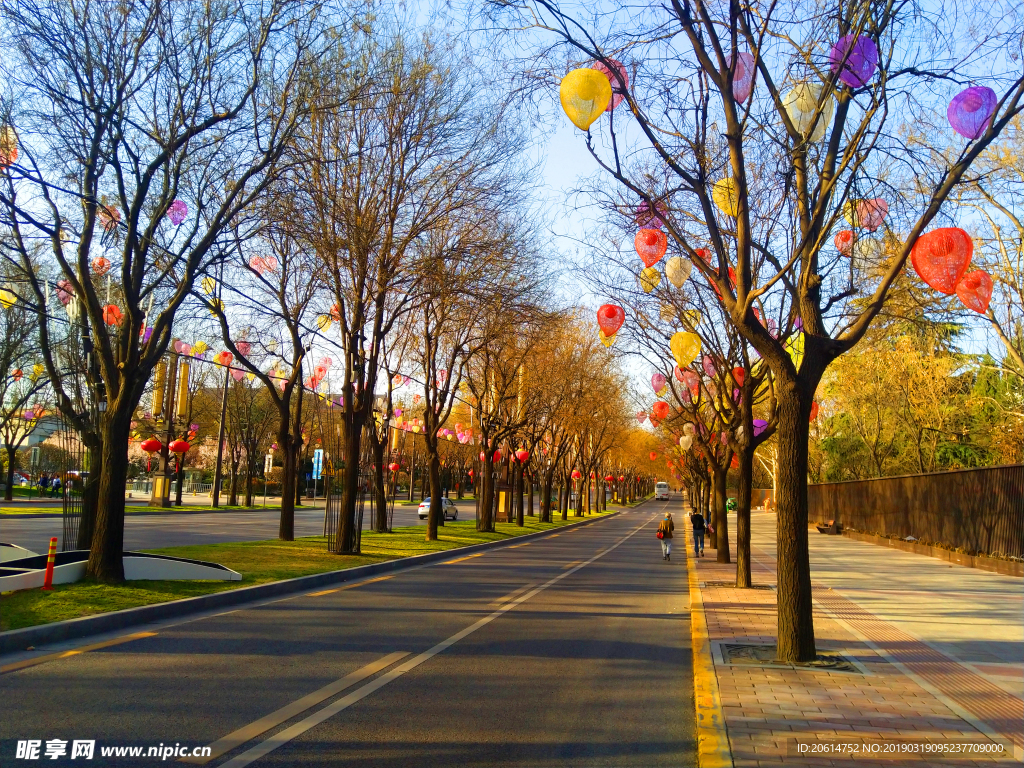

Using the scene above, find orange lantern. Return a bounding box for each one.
[652,401,670,420]
[102,304,123,325]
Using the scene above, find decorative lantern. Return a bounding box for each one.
[167,200,188,226]
[639,266,661,293]
[515,449,530,463]
[665,257,692,288]
[652,401,670,420]
[91,257,111,276]
[782,83,834,141]
[591,58,629,111]
[955,270,993,314]
[829,34,878,88]
[102,304,123,325]
[596,303,625,336]
[141,437,163,472]
[910,227,973,295]
[726,51,756,102]
[834,230,856,255]
[388,462,400,472]
[559,68,612,131]
[670,332,701,369]
[947,86,998,140]
[649,451,658,461]
[635,228,668,267]
[712,178,739,216]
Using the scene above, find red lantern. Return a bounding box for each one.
[102,304,122,325]
[910,227,972,295]
[809,401,820,422]
[618,475,625,482]
[731,455,739,469]
[91,257,111,276]
[604,474,614,482]
[479,451,486,462]
[141,437,162,472]
[215,350,234,366]
[515,449,529,463]
[468,469,475,479]
[571,469,582,480]
[13,369,22,381]
[955,270,993,314]
[634,228,668,267]
[732,367,746,387]
[652,401,670,420]
[169,439,190,456]
[596,303,626,336]
[834,230,855,255]
[649,451,658,461]
[388,462,400,472]
[493,449,502,463]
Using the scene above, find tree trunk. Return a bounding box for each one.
[540,470,553,523]
[278,437,297,540]
[245,457,254,507]
[714,465,730,564]
[735,444,754,588]
[86,411,133,582]
[478,456,495,532]
[514,461,524,527]
[527,471,534,517]
[228,462,239,506]
[335,420,364,553]
[426,447,443,541]
[4,447,15,501]
[371,428,388,533]
[774,381,816,662]
[77,443,102,550]
[560,480,568,520]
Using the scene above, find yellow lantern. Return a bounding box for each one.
[599,329,616,348]
[32,363,45,379]
[682,310,701,329]
[782,82,834,141]
[200,277,216,295]
[317,314,333,331]
[670,331,701,369]
[559,68,612,131]
[639,266,661,293]
[208,298,223,315]
[786,332,805,369]
[192,340,208,356]
[712,178,739,217]
[0,289,16,309]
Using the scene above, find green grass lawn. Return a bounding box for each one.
[0,511,614,632]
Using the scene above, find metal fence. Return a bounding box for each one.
[806,464,1024,559]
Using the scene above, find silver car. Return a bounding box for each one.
[418,497,459,521]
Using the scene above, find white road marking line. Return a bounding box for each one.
[218,517,651,768]
[182,652,409,764]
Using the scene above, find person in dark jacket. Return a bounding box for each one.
[690,510,706,557]
[657,513,674,560]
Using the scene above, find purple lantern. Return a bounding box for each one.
[728,51,756,103]
[829,34,878,88]
[702,355,717,379]
[947,86,997,140]
[753,419,768,437]
[167,200,188,226]
[636,200,667,229]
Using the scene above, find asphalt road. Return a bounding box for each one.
[0,500,474,554]
[0,500,695,767]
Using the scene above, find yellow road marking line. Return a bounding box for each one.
[443,552,486,565]
[561,560,582,570]
[181,651,409,764]
[684,526,735,767]
[306,574,395,597]
[0,631,158,675]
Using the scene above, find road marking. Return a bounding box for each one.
[306,574,395,597]
[561,560,582,570]
[443,552,486,565]
[219,517,650,768]
[181,651,409,764]
[0,631,158,675]
[486,581,540,608]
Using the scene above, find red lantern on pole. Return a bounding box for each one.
[515,449,529,463]
[618,475,625,482]
[388,462,400,472]
[571,469,582,481]
[604,474,614,482]
[169,439,190,473]
[140,437,162,472]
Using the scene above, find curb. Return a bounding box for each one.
[684,525,734,768]
[0,513,617,656]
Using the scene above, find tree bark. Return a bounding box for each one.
[540,470,553,523]
[514,461,524,527]
[278,434,297,541]
[478,456,495,532]
[774,380,816,662]
[4,447,15,501]
[527,471,534,517]
[426,447,443,541]
[371,427,389,533]
[86,410,133,581]
[335,418,365,553]
[77,443,102,550]
[735,444,753,588]
[714,464,730,564]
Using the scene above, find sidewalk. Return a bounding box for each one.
[686,511,1023,766]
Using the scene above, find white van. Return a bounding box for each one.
[655,482,670,500]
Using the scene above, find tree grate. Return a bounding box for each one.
[719,643,862,673]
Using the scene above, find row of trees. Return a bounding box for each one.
[0,2,663,582]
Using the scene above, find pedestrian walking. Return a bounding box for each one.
[690,509,706,557]
[656,513,674,560]
[50,476,62,498]
[37,474,50,497]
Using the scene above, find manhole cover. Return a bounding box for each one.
[701,581,774,590]
[720,643,861,673]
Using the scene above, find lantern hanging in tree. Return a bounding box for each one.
[91,257,111,276]
[102,304,122,325]
[910,227,973,295]
[947,86,998,140]
[214,350,234,366]
[809,401,820,422]
[591,58,629,111]
[732,367,746,387]
[571,469,582,480]
[13,368,22,381]
[834,230,856,255]
[651,372,667,395]
[0,126,19,168]
[635,200,667,229]
[955,270,993,314]
[635,228,668,267]
[829,34,879,88]
[726,51,756,102]
[0,289,15,309]
[388,462,400,472]
[652,401,670,420]
[712,178,739,216]
[636,410,647,424]
[201,276,216,295]
[639,266,661,293]
[167,200,188,226]
[515,449,530,463]
[782,83,834,141]
[599,329,616,348]
[559,68,612,131]
[596,303,625,336]
[664,256,692,288]
[670,331,701,369]
[649,452,657,461]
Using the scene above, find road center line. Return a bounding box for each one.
[0,632,158,675]
[183,651,409,764]
[218,517,652,768]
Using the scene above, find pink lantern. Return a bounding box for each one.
[636,410,648,424]
[635,200,667,229]
[591,58,629,111]
[651,372,666,393]
[727,51,755,102]
[829,34,878,88]
[236,341,251,357]
[167,200,188,225]
[56,279,74,306]
[856,199,888,232]
[231,368,245,382]
[947,86,997,140]
[702,355,717,379]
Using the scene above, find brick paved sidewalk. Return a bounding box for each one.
[685,519,1022,767]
